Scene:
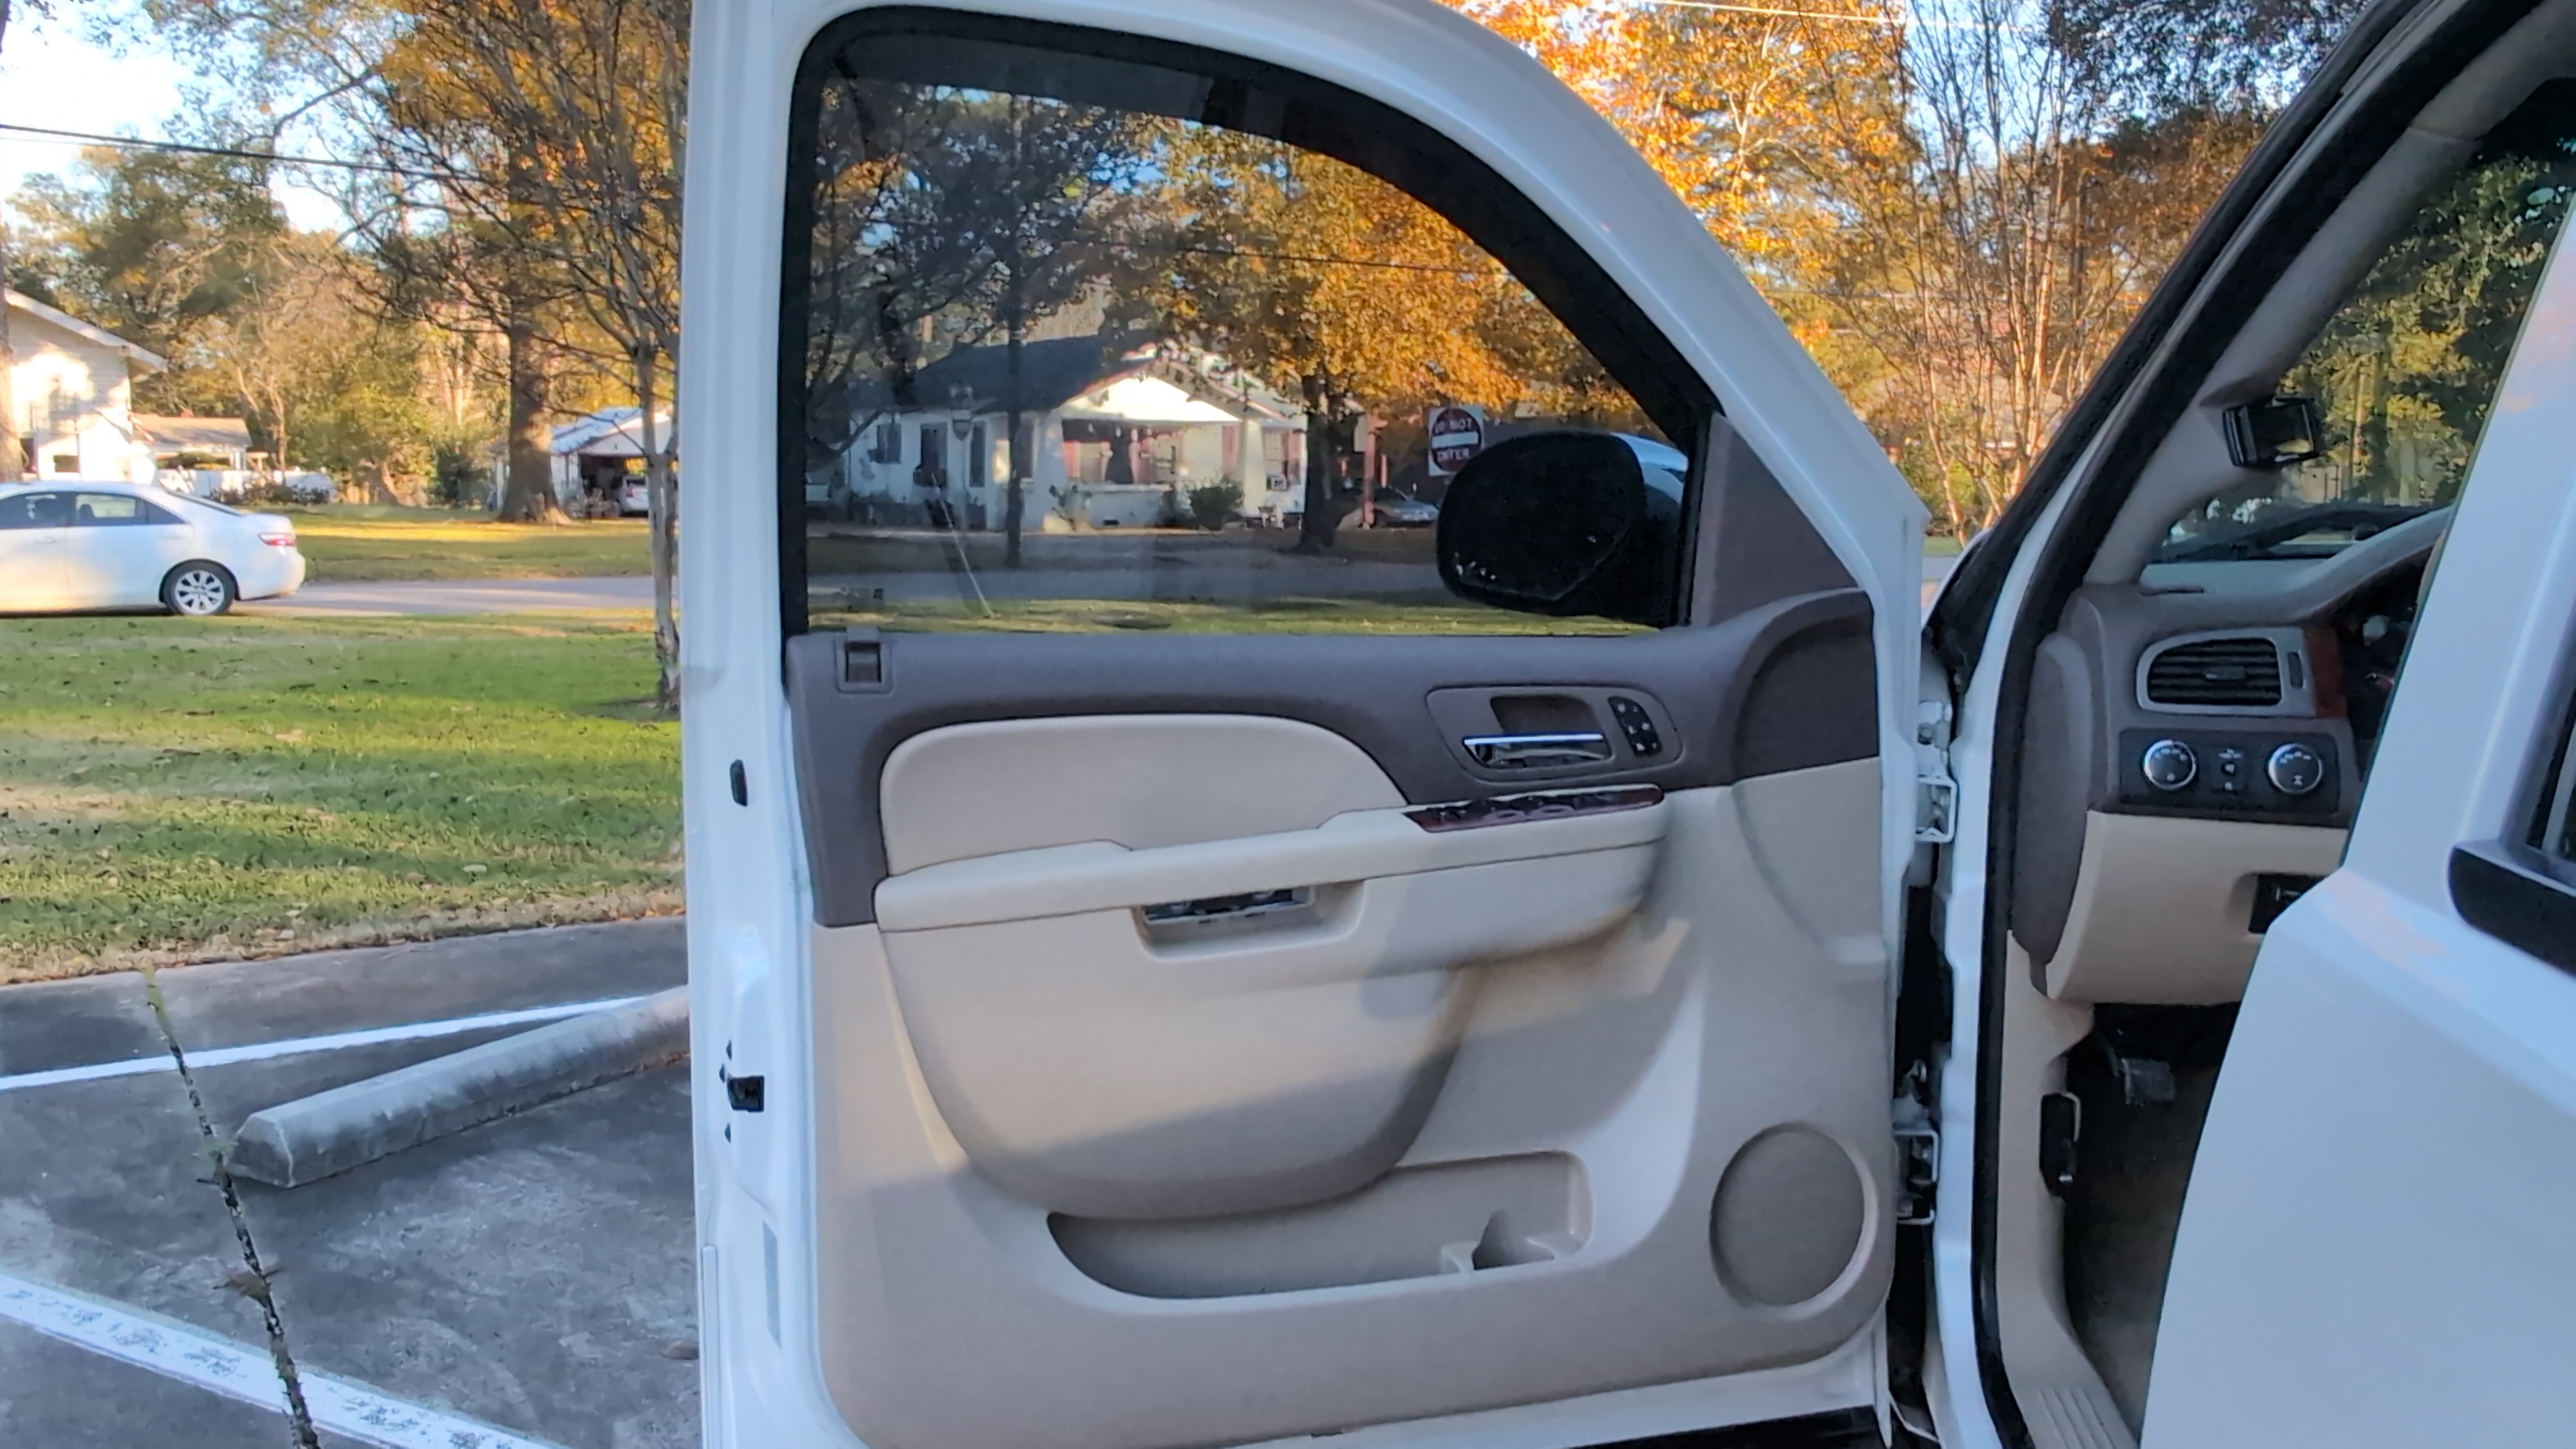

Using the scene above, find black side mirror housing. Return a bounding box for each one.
[1435,431,1683,627]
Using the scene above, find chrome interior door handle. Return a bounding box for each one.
[1462,732,1614,769]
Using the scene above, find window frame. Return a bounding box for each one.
[775,5,1719,638]
[2452,645,2576,976]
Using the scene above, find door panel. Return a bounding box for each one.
[0,491,71,610]
[788,596,1874,924]
[811,755,1892,1449]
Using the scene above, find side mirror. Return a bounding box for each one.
[1436,431,1683,627]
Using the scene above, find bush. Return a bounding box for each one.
[1186,482,1238,532]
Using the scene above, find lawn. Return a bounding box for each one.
[288,505,650,581]
[0,613,680,983]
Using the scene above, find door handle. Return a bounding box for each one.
[1462,732,1613,769]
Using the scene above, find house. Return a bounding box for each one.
[7,289,165,482]
[134,415,256,471]
[551,406,675,514]
[820,334,1310,529]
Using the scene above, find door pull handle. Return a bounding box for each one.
[1462,732,1613,769]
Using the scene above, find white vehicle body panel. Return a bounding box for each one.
[2142,171,2576,1449]
[679,1,1925,1445]
[0,481,304,611]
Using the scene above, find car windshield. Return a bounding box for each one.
[2158,84,2576,565]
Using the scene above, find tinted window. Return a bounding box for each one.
[0,491,70,530]
[783,18,1706,636]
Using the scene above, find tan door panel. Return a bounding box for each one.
[876,802,1667,1218]
[2042,811,2348,1003]
[880,714,1406,873]
[814,756,1896,1449]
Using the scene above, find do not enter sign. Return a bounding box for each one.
[1427,405,1487,475]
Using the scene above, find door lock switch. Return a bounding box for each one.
[1607,696,1662,758]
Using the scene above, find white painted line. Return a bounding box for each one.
[0,995,654,1094]
[0,1267,572,1449]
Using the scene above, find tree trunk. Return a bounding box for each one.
[636,344,680,712]
[1294,375,1344,553]
[1002,263,1027,568]
[498,312,562,521]
[0,223,18,486]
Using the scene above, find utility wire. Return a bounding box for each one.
[0,121,441,180]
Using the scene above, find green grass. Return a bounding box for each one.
[0,613,679,982]
[287,507,650,581]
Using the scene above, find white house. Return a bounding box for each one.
[7,289,165,482]
[552,406,675,514]
[819,335,1309,529]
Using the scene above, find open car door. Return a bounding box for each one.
[678,3,1928,1446]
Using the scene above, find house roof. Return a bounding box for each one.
[6,289,167,373]
[551,406,673,456]
[899,334,1155,417]
[134,415,252,451]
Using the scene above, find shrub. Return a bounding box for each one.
[1187,482,1238,531]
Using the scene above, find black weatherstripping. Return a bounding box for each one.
[1954,0,2550,1443]
[2451,842,2576,975]
[785,590,1874,926]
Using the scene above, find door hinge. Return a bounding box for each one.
[1894,1061,1939,1226]
[1913,697,1957,845]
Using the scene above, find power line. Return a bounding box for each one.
[1616,0,2037,33]
[0,121,439,180]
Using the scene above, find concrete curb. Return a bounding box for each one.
[226,986,691,1188]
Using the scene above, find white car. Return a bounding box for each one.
[668,2,2574,1447]
[0,481,304,615]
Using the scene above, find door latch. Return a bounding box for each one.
[721,1066,765,1113]
[1913,697,1957,845]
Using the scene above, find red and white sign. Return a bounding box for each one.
[1426,404,1487,476]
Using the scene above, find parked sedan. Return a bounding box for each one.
[0,482,305,615]
[1370,489,1439,526]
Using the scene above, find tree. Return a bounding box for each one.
[802,80,1144,564]
[1141,126,1533,549]
[0,0,51,482]
[9,145,285,410]
[190,231,430,493]
[370,0,687,696]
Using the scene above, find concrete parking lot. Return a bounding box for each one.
[0,919,696,1448]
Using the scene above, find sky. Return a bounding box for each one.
[0,15,346,233]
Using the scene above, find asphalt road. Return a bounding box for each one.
[0,921,696,1449]
[250,551,1963,617]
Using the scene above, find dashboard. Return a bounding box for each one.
[2007,510,2445,1004]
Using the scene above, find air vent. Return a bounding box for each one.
[2145,636,2283,708]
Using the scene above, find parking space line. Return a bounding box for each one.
[0,1268,571,1449]
[0,994,655,1094]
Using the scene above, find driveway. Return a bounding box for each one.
[0,920,696,1448]
[245,576,657,616]
[248,551,1963,617]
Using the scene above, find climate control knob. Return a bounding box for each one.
[2267,742,2326,797]
[2142,739,2198,792]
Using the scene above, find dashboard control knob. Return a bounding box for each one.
[2267,742,2326,797]
[2142,739,2198,792]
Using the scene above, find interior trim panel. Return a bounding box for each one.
[786,588,1876,926]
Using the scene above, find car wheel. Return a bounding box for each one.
[162,562,237,617]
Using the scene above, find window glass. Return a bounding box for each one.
[2161,81,2576,562]
[786,24,1690,636]
[0,491,70,529]
[73,492,153,526]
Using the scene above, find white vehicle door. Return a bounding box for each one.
[0,490,73,610]
[63,491,187,608]
[680,4,1931,1447]
[2142,158,2576,1447]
